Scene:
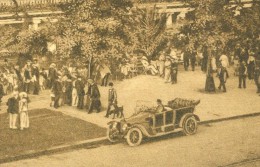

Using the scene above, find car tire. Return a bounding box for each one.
[107,128,118,143]
[126,127,143,147]
[182,116,198,135]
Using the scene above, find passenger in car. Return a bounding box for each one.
[156,99,164,113]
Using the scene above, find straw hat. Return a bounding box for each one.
[141,56,148,61]
[12,92,19,97]
[50,63,56,68]
[19,92,28,98]
[87,79,94,84]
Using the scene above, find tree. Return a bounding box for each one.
[126,6,168,59]
[54,0,133,61]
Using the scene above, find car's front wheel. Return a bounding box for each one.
[126,127,143,147]
[107,128,119,143]
[182,116,198,135]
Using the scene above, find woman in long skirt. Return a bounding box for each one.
[164,57,172,83]
[19,92,29,130]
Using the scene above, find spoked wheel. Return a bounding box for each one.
[107,128,119,143]
[183,116,198,135]
[126,127,143,147]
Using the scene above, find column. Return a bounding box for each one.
[177,12,186,21]
[166,14,173,28]
[30,19,41,30]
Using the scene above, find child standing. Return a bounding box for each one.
[6,92,19,129]
[19,92,29,130]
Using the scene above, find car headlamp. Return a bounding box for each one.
[122,123,128,131]
[112,122,118,129]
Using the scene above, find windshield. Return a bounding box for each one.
[133,100,157,116]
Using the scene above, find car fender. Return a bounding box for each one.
[179,113,200,128]
[107,121,118,126]
[193,114,200,122]
[130,124,150,137]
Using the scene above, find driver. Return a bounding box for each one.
[156,99,164,113]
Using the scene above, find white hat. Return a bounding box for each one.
[87,79,94,84]
[171,55,178,60]
[19,92,28,98]
[50,63,56,68]
[12,92,19,96]
[141,56,148,61]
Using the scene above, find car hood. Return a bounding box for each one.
[124,112,150,124]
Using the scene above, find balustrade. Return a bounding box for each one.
[0,0,72,7]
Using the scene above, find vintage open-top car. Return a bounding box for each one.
[107,98,201,146]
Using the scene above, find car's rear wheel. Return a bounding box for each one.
[107,128,119,143]
[126,127,143,147]
[183,116,198,135]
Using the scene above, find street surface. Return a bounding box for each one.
[2,116,259,167]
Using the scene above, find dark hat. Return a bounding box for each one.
[157,99,162,103]
[108,82,114,86]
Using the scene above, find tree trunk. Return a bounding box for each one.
[88,55,93,79]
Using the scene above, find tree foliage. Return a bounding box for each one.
[126,6,168,59]
[175,0,260,53]
[53,0,133,61]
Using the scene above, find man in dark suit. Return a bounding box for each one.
[238,61,247,89]
[0,80,4,110]
[190,49,197,71]
[217,64,228,92]
[6,92,19,129]
[52,76,63,109]
[48,64,57,89]
[32,63,40,95]
[24,61,32,94]
[183,47,190,71]
[64,78,73,106]
[75,76,85,109]
[171,58,178,84]
[87,79,101,113]
[254,66,260,95]
[105,82,117,118]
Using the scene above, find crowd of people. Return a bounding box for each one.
[182,43,260,94]
[0,42,260,130]
[0,56,123,121]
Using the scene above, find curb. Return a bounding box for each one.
[0,137,107,165]
[1,112,260,164]
[199,112,260,125]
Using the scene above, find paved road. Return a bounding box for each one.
[1,116,259,167]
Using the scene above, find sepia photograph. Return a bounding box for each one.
[0,0,259,166]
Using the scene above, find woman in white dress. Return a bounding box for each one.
[164,57,172,83]
[72,80,78,107]
[19,92,29,130]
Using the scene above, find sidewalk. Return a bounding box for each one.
[1,66,260,128]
